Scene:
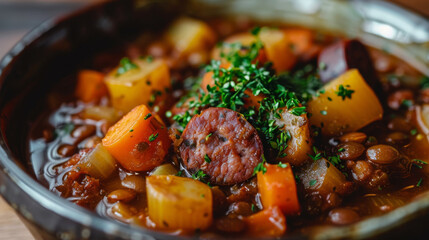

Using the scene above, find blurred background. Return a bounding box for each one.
[0,0,428,57]
[0,0,427,240]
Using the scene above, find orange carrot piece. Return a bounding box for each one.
[244,206,287,237]
[102,104,171,171]
[75,70,108,102]
[257,163,300,215]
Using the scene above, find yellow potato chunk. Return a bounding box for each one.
[146,175,212,231]
[166,17,216,57]
[307,69,383,136]
[105,59,171,113]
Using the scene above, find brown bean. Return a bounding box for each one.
[121,175,146,193]
[211,187,227,216]
[387,90,414,110]
[107,189,137,203]
[351,161,373,182]
[366,145,400,165]
[329,208,360,225]
[57,144,76,157]
[111,202,137,220]
[337,142,365,160]
[71,125,96,143]
[339,132,367,144]
[84,136,102,149]
[215,217,245,233]
[368,169,389,189]
[228,202,252,217]
[387,117,412,132]
[385,132,409,145]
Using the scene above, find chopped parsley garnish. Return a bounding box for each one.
[335,84,355,100]
[148,133,158,142]
[410,129,418,136]
[116,57,138,76]
[129,129,134,132]
[416,178,423,187]
[205,133,213,141]
[308,146,322,161]
[173,34,322,158]
[401,99,413,108]
[309,179,317,187]
[250,26,261,36]
[204,154,211,163]
[421,76,429,89]
[144,113,152,120]
[253,155,267,175]
[412,159,427,169]
[328,155,341,167]
[338,148,345,152]
[165,111,172,118]
[320,110,327,115]
[175,170,183,177]
[251,204,257,213]
[192,169,208,182]
[278,162,288,168]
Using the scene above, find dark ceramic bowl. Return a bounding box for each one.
[0,0,428,239]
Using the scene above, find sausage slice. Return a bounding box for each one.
[179,107,263,185]
[318,39,382,96]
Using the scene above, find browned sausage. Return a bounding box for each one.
[318,39,382,95]
[179,107,263,185]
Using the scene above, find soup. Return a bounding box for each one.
[29,16,429,237]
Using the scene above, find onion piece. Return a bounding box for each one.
[299,158,348,196]
[150,163,178,176]
[77,143,117,179]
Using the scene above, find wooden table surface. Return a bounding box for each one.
[0,0,427,239]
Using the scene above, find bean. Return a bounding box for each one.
[107,189,137,203]
[84,136,102,149]
[387,118,412,132]
[71,125,96,143]
[57,144,76,157]
[385,132,409,145]
[368,169,389,189]
[387,90,413,110]
[339,132,367,144]
[121,175,146,193]
[366,145,400,165]
[337,142,365,160]
[329,208,360,225]
[351,161,373,182]
[325,192,342,209]
[111,202,137,220]
[215,216,245,233]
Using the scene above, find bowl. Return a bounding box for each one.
[0,0,428,239]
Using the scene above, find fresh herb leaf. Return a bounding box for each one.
[192,169,208,182]
[320,110,327,115]
[309,179,317,187]
[417,178,423,187]
[148,133,158,142]
[278,162,288,168]
[116,57,138,76]
[204,154,211,163]
[335,84,355,100]
[421,76,429,89]
[144,113,152,120]
[250,26,261,36]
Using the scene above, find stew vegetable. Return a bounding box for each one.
[30,16,429,237]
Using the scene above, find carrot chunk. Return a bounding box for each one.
[102,104,170,171]
[244,206,287,237]
[75,70,108,103]
[257,163,300,215]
